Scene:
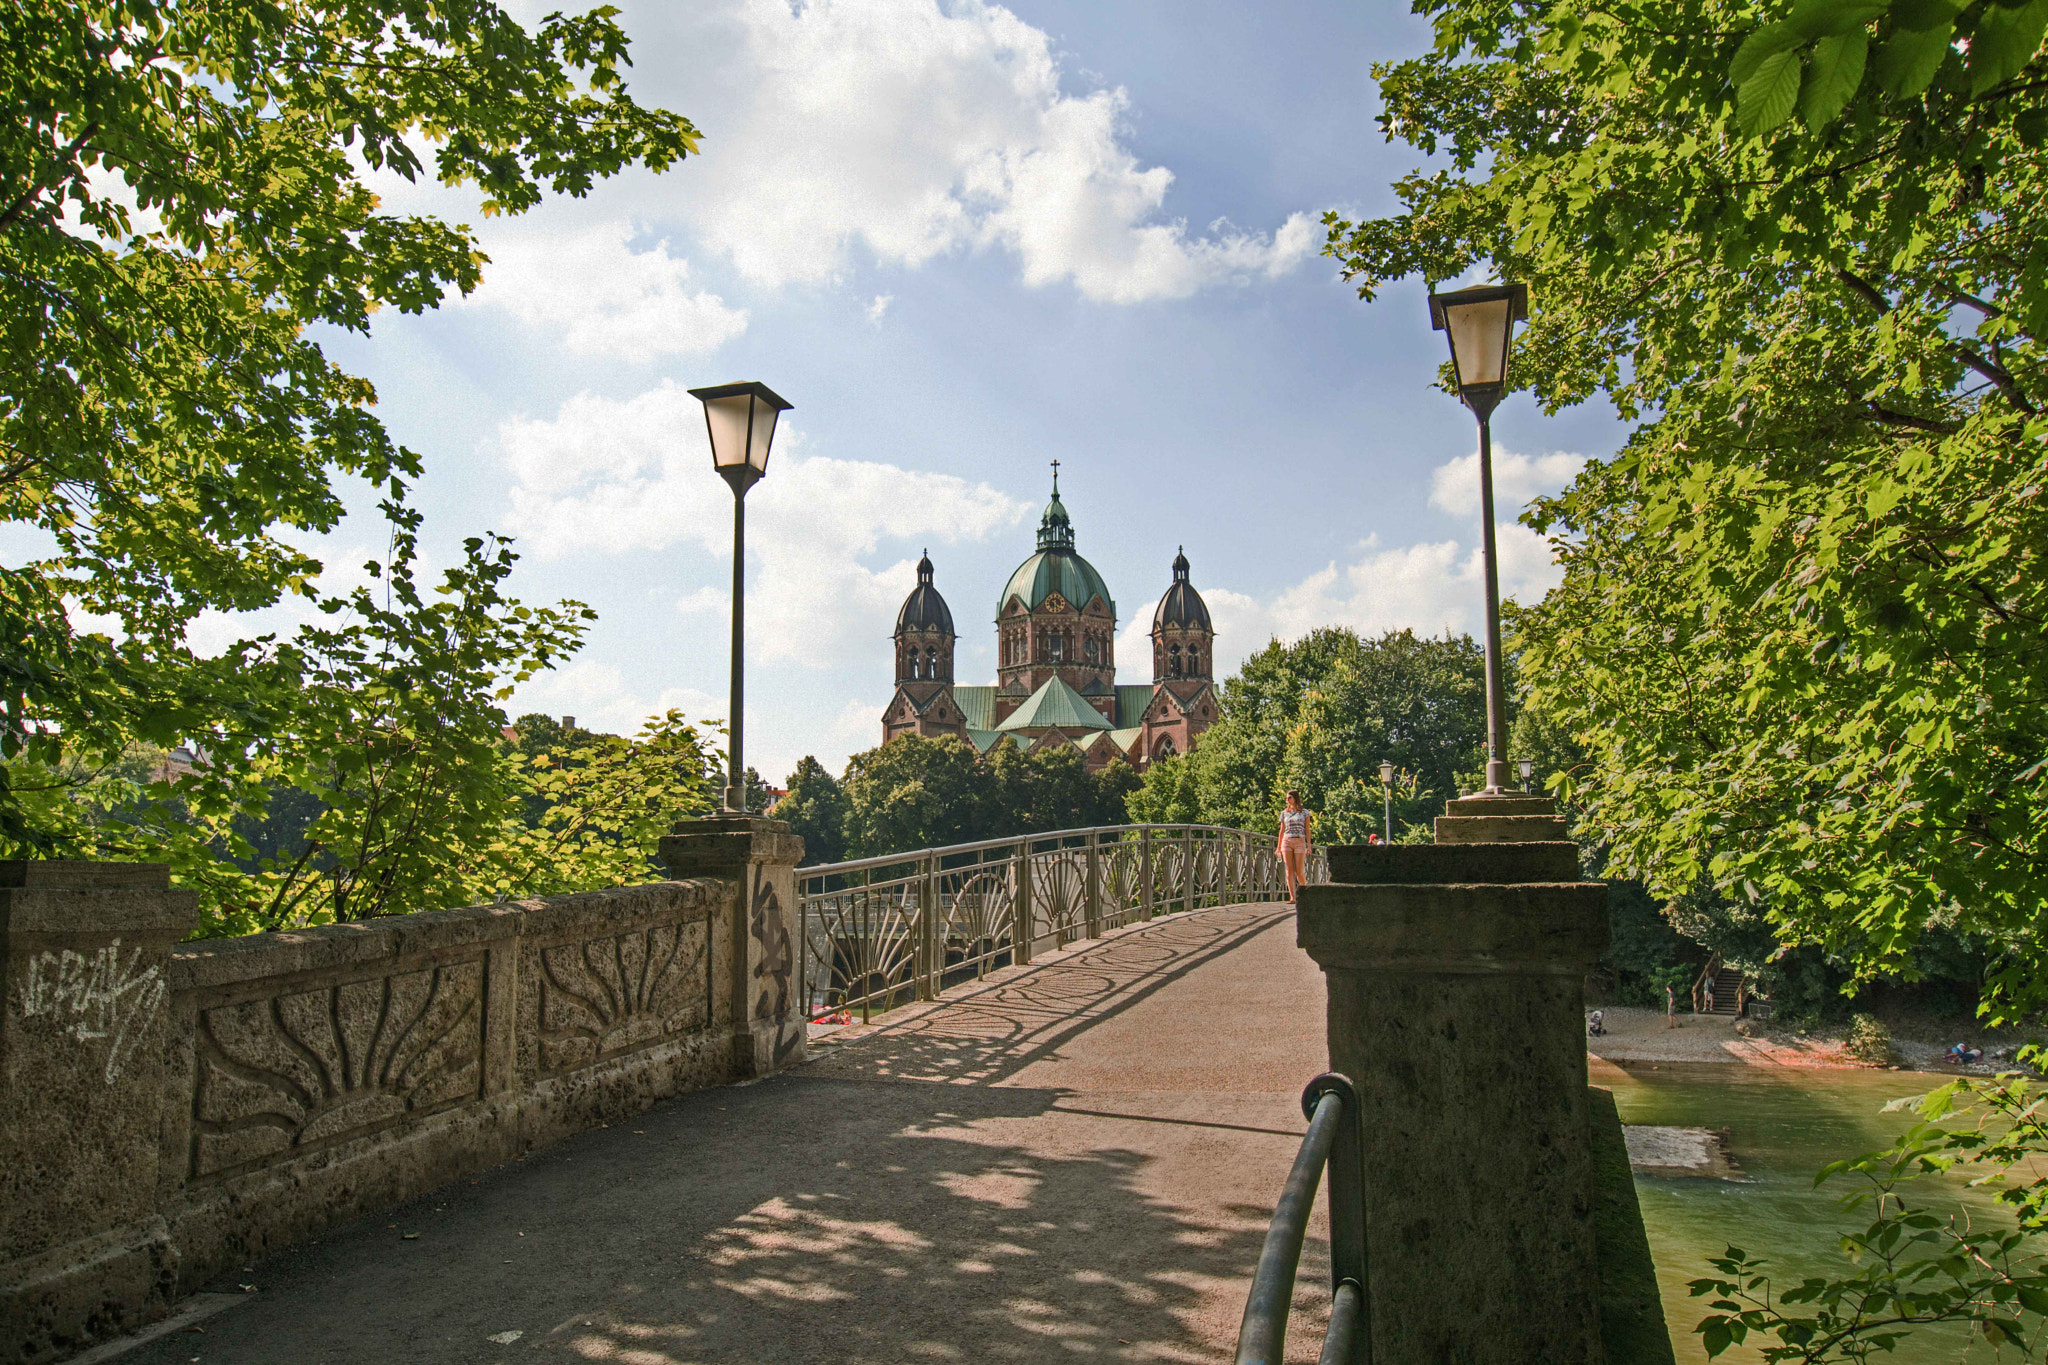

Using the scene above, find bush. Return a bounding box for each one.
[1844,1013,1897,1067]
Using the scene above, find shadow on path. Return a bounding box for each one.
[128,903,1331,1364]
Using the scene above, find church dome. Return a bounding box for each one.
[997,473,1114,616]
[896,552,954,634]
[1152,547,1211,631]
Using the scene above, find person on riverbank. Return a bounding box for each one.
[1277,790,1313,904]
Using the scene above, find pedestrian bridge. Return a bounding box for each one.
[119,900,1335,1363]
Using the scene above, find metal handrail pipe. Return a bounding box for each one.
[1235,1089,1341,1365]
[1236,1073,1369,1365]
[1319,1280,1364,1365]
[799,823,1266,880]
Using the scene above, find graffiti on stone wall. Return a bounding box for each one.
[750,875,801,1066]
[190,960,483,1178]
[19,939,167,1083]
[535,921,707,1074]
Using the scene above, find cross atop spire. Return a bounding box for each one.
[1050,459,1060,494]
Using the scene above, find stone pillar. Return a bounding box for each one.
[1297,815,1609,1363]
[659,817,806,1079]
[1,861,196,1356]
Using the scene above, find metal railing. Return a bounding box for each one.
[1236,1073,1369,1365]
[796,823,1327,1023]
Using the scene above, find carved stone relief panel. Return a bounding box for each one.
[528,919,709,1077]
[190,958,484,1179]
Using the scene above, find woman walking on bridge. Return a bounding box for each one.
[1277,790,1313,905]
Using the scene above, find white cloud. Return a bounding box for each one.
[682,0,1311,302]
[1428,447,1588,519]
[494,382,1029,663]
[1164,523,1565,680]
[676,586,730,617]
[1155,451,1584,672]
[504,659,727,737]
[460,221,747,362]
[866,293,894,324]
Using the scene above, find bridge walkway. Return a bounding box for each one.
[122,901,1333,1365]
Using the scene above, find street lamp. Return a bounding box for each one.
[688,380,793,813]
[1379,759,1395,843]
[1518,757,1534,791]
[1429,281,1529,795]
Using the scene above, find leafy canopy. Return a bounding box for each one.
[1,0,698,848]
[1326,0,2048,1011]
[1125,627,1489,841]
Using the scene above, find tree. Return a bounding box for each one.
[1125,628,1487,840]
[1326,0,2048,1014]
[779,756,850,866]
[841,735,990,859]
[2,0,697,850]
[1286,630,1488,841]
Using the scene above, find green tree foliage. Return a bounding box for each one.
[1126,627,1487,841]
[1327,0,2048,1014]
[841,736,990,859]
[778,756,849,866]
[1,0,697,850]
[25,516,717,933]
[820,737,1146,862]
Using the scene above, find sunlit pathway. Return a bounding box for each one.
[124,901,1335,1365]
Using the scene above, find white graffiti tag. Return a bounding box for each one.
[20,939,166,1082]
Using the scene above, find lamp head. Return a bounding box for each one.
[688,381,792,492]
[1517,757,1535,787]
[1379,759,1395,786]
[1427,282,1528,420]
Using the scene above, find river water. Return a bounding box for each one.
[1596,1055,2011,1363]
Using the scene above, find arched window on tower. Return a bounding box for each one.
[1084,636,1097,662]
[1050,632,1064,661]
[1187,648,1199,675]
[1169,644,1182,677]
[924,646,938,680]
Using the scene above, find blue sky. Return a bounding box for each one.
[173,1,1632,782]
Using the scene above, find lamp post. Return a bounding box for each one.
[1379,759,1395,843]
[1428,281,1529,796]
[1517,757,1535,793]
[687,381,793,813]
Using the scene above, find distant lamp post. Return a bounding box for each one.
[1429,281,1529,796]
[688,381,793,813]
[1518,757,1535,791]
[1379,759,1395,843]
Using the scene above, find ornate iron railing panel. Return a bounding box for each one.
[795,824,1326,1022]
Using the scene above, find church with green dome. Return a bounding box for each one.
[882,468,1219,771]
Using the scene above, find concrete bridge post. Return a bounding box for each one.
[1,861,196,1353]
[1084,833,1102,939]
[658,815,807,1078]
[1296,799,1609,1363]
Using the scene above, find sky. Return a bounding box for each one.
[99,0,1635,784]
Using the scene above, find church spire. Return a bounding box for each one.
[1036,461,1075,552]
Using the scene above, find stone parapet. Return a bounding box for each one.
[1,831,803,1364]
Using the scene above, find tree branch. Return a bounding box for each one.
[1838,269,2035,415]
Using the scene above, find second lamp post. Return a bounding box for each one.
[1428,281,1528,796]
[688,380,793,814]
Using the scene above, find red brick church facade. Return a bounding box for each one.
[881,471,1217,771]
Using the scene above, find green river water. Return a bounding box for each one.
[1597,1056,2012,1364]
